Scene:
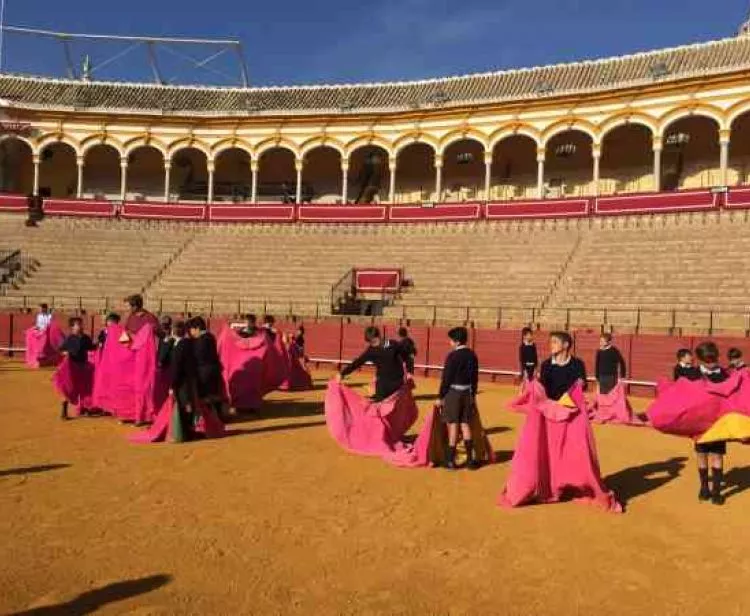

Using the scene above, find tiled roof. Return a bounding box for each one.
[1,36,750,116]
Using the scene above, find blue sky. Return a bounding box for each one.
[2,0,749,85]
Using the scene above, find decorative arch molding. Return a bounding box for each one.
[36,133,81,157]
[438,129,489,155]
[541,118,598,147]
[166,137,211,160]
[79,133,124,157]
[211,139,254,161]
[300,136,346,159]
[598,112,657,141]
[657,104,726,137]
[725,99,750,129]
[0,134,36,153]
[488,124,541,151]
[254,137,300,160]
[344,135,394,160]
[123,135,168,159]
[393,132,439,157]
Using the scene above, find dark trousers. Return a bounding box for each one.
[598,374,618,395]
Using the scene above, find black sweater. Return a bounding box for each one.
[673,364,701,382]
[519,342,538,373]
[439,346,479,399]
[59,334,95,363]
[595,346,627,379]
[540,357,588,401]
[341,340,411,400]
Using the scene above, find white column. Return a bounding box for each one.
[295,158,303,204]
[207,163,215,203]
[653,139,662,192]
[483,151,492,200]
[250,160,259,204]
[434,155,443,202]
[119,158,128,201]
[592,145,601,197]
[388,162,397,203]
[341,162,349,204]
[76,156,84,199]
[32,155,40,196]
[164,162,171,202]
[536,150,545,199]
[720,130,730,187]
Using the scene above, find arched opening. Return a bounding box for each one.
[395,142,435,203]
[126,146,165,201]
[600,124,653,194]
[0,138,33,194]
[82,144,121,199]
[214,148,253,202]
[441,139,485,201]
[544,130,594,197]
[347,145,389,204]
[729,112,750,186]
[661,116,719,191]
[39,142,77,199]
[490,135,537,200]
[170,147,208,202]
[303,146,341,203]
[257,147,296,203]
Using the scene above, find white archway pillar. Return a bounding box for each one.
[76,156,84,199]
[592,144,601,197]
[250,159,259,204]
[32,154,40,197]
[434,154,443,202]
[207,162,215,203]
[536,148,545,199]
[720,128,730,186]
[120,157,128,201]
[295,158,303,204]
[341,162,349,204]
[652,137,662,192]
[388,161,397,203]
[483,151,493,200]
[164,161,172,202]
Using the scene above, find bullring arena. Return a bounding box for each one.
[5,10,750,616]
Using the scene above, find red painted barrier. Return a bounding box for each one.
[354,269,401,292]
[208,205,295,222]
[595,189,717,215]
[297,204,387,222]
[724,187,750,210]
[121,202,206,221]
[306,320,343,363]
[485,198,589,219]
[0,193,29,212]
[389,202,482,222]
[44,199,115,217]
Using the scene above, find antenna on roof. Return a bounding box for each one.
[0,24,250,86]
[739,3,750,36]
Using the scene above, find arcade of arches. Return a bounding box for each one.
[5,113,750,204]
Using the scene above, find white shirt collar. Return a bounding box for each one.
[551,355,572,367]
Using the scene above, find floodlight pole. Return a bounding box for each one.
[235,42,249,87]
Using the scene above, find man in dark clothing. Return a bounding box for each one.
[187,317,225,420]
[123,294,159,338]
[157,315,174,369]
[58,317,96,419]
[595,333,627,394]
[518,327,538,381]
[438,326,480,470]
[238,314,259,339]
[674,349,701,381]
[398,327,417,372]
[170,321,197,439]
[338,326,413,401]
[539,332,587,401]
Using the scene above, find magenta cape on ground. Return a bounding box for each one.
[324,380,419,458]
[24,322,64,368]
[91,324,159,422]
[500,380,622,513]
[129,395,226,444]
[217,328,288,410]
[588,382,646,426]
[647,372,750,440]
[52,355,95,414]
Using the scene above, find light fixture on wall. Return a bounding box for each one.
[665,132,690,147]
[554,143,577,158]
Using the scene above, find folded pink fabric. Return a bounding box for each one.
[129,395,226,444]
[499,380,622,513]
[588,382,645,425]
[324,380,418,457]
[52,356,94,414]
[279,341,313,392]
[217,328,290,410]
[24,322,64,368]
[647,372,750,440]
[385,407,444,467]
[91,324,158,422]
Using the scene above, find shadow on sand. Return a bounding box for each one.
[0,464,71,479]
[604,456,688,504]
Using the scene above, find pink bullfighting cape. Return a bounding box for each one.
[129,395,225,444]
[588,382,646,426]
[278,339,313,392]
[217,328,287,411]
[324,380,418,457]
[499,380,622,513]
[91,324,158,423]
[25,321,64,368]
[647,372,750,445]
[52,354,95,414]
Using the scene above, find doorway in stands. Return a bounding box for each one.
[490,134,537,200]
[257,146,297,203]
[126,146,165,201]
[0,137,33,195]
[170,147,209,202]
[544,129,594,198]
[441,139,485,201]
[395,142,435,203]
[214,147,253,202]
[600,124,653,194]
[39,142,77,199]
[302,146,341,203]
[348,145,389,204]
[82,144,121,200]
[660,116,719,191]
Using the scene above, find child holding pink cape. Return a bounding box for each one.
[53,317,96,420]
[499,331,622,513]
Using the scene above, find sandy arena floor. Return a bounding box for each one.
[2,360,750,615]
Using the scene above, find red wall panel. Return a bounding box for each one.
[630,334,692,381]
[306,321,343,362]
